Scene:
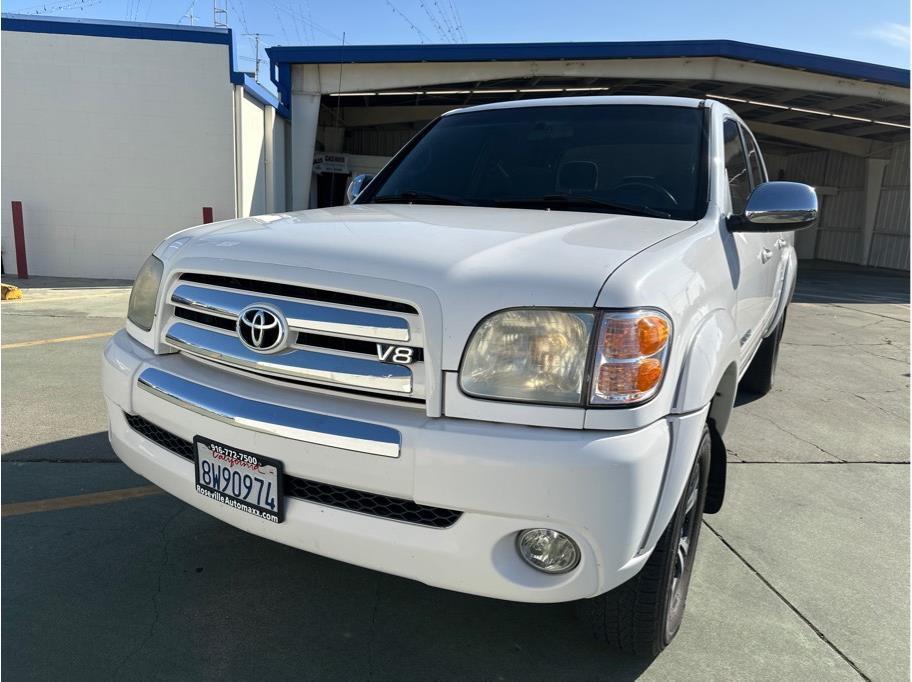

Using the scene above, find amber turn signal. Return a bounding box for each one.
[636,358,663,392]
[600,315,669,359]
[591,310,672,405]
[637,317,670,357]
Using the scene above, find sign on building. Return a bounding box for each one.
[313,153,349,174]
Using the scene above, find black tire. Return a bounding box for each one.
[578,426,711,656]
[740,309,787,396]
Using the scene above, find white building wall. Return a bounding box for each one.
[239,90,267,217]
[1,29,236,278]
[273,118,288,212]
[236,88,289,216]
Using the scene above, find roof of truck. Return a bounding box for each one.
[444,95,707,116]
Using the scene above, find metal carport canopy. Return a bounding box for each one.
[267,39,909,208]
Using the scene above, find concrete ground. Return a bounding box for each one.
[2,265,908,680]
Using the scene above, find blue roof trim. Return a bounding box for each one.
[1,14,285,116]
[267,39,910,110]
[239,74,290,119]
[1,13,230,45]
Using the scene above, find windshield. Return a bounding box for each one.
[363,104,708,221]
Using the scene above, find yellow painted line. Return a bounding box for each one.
[1,291,129,304]
[2,485,163,518]
[1,330,117,349]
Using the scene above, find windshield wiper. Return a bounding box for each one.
[494,194,672,219]
[373,191,476,207]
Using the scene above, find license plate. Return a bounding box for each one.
[193,437,284,523]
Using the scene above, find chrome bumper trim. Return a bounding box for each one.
[165,322,412,394]
[136,368,401,458]
[171,284,411,341]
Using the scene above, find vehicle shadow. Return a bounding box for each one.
[1,434,658,680]
[733,388,764,407]
[1,431,116,463]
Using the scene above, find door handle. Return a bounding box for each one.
[760,248,773,264]
[775,238,788,250]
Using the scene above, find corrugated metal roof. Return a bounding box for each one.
[266,39,910,88]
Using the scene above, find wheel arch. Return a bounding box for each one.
[671,309,741,515]
[672,308,740,431]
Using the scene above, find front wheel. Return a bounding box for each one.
[577,426,711,656]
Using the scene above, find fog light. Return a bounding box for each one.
[517,529,580,574]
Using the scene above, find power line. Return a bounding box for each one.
[435,0,463,41]
[273,2,342,42]
[384,0,431,43]
[446,0,467,41]
[270,0,295,43]
[227,0,247,32]
[16,0,100,15]
[431,0,458,42]
[300,0,317,44]
[418,0,449,42]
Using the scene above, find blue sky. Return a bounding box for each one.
[5,0,909,82]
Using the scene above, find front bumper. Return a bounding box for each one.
[103,329,705,603]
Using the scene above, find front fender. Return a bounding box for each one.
[637,406,710,554]
[637,310,739,552]
[672,308,740,428]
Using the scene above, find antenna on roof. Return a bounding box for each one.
[242,33,273,82]
[213,0,228,28]
[182,0,198,25]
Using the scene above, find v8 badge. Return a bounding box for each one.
[376,344,416,365]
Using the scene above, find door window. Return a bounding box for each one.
[741,127,766,188]
[723,119,751,214]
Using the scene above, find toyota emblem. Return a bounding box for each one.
[237,305,287,353]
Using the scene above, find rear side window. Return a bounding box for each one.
[742,127,766,187]
[723,119,751,214]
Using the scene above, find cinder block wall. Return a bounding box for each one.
[1,30,237,278]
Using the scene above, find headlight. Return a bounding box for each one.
[459,307,671,406]
[460,309,595,404]
[127,255,164,331]
[589,310,671,405]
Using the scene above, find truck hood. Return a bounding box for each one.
[172,204,693,308]
[165,204,695,367]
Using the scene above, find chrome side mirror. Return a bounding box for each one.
[729,181,818,232]
[346,174,375,204]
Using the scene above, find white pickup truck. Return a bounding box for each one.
[103,96,816,654]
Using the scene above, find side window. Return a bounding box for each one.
[723,119,751,214]
[742,126,767,187]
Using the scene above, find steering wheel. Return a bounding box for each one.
[609,179,679,206]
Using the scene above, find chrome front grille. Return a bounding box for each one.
[162,273,426,402]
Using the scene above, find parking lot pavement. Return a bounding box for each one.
[1,277,128,463]
[2,265,908,680]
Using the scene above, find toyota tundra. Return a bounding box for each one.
[102,96,817,654]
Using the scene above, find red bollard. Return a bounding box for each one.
[11,201,28,279]
[202,207,214,224]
